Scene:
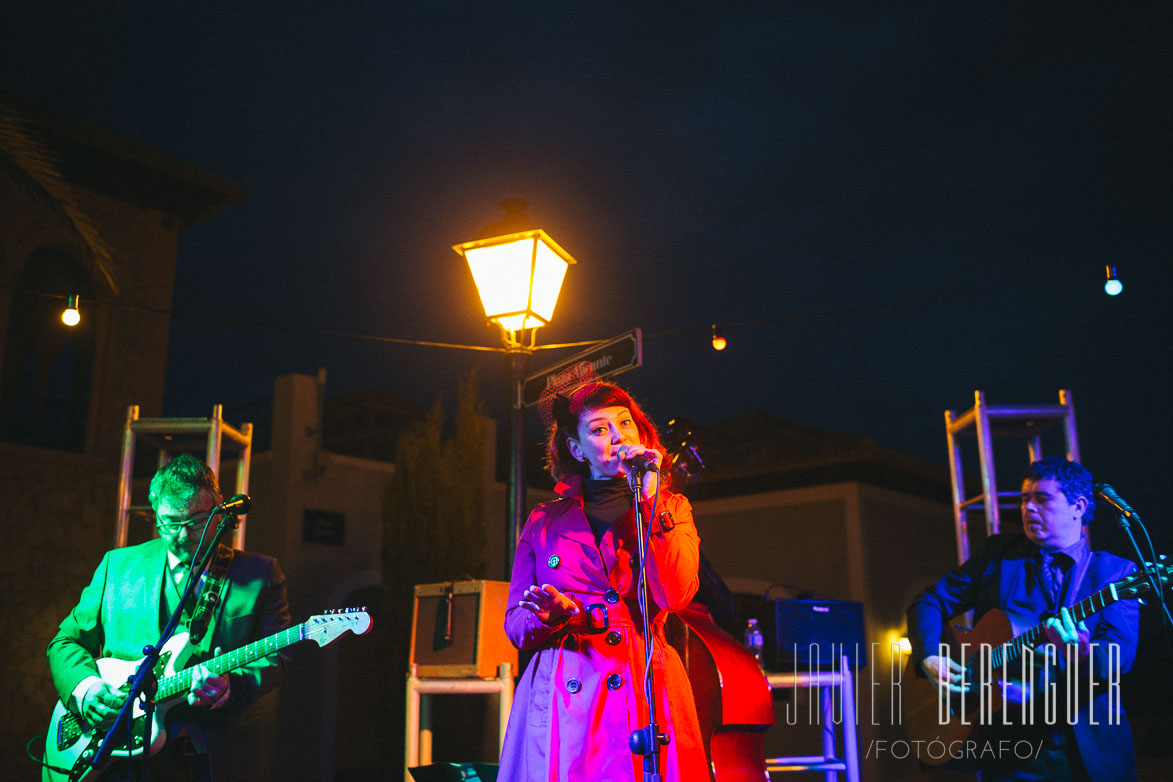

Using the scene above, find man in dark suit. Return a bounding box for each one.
[47,454,290,781]
[907,458,1139,781]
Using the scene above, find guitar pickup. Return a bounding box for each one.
[56,711,82,751]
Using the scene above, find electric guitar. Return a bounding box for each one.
[903,562,1169,766]
[43,608,372,782]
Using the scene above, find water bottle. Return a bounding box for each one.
[743,618,764,667]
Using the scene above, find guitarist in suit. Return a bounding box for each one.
[907,458,1139,782]
[46,454,291,781]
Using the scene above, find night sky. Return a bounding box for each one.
[4,4,1171,545]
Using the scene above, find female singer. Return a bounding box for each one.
[497,362,708,781]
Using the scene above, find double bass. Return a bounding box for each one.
[668,604,775,782]
[662,419,775,782]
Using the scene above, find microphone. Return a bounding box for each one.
[1095,483,1138,521]
[617,445,659,472]
[217,494,252,515]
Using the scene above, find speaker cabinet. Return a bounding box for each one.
[772,599,866,669]
[410,580,518,678]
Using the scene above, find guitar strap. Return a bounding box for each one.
[188,544,234,650]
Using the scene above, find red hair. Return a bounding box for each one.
[545,382,670,488]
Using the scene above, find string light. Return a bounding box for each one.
[6,256,1153,353]
[62,294,80,326]
[1103,265,1122,296]
[711,324,727,351]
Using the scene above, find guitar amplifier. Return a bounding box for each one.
[771,599,866,669]
[410,580,518,678]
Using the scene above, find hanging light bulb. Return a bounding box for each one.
[1103,265,1123,296]
[711,324,727,351]
[62,294,81,326]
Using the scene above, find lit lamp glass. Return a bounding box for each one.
[62,294,81,326]
[454,229,576,336]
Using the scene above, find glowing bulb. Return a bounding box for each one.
[62,295,80,326]
[711,325,727,351]
[1104,278,1122,296]
[1104,265,1122,296]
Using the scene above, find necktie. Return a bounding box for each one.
[1040,551,1065,608]
[165,564,200,624]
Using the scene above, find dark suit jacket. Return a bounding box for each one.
[907,533,1139,782]
[47,537,291,780]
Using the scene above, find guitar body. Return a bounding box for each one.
[44,632,195,782]
[44,608,372,782]
[903,609,1016,766]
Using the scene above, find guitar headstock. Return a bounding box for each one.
[304,607,373,647]
[1116,559,1172,601]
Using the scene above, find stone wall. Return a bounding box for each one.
[0,445,119,780]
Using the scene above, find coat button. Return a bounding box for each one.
[548,555,560,568]
[605,630,621,646]
[604,589,619,604]
[566,678,581,694]
[606,673,624,690]
[563,635,579,651]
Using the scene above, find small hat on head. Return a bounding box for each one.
[537,361,603,428]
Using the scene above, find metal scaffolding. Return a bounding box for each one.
[944,390,1079,564]
[115,404,253,549]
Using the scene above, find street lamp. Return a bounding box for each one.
[453,201,577,573]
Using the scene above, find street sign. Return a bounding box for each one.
[523,328,642,408]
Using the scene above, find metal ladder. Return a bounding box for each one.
[114,404,253,549]
[944,390,1080,564]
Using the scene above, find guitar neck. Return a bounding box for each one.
[994,582,1119,669]
[156,622,305,702]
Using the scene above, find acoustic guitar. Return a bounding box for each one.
[43,608,372,782]
[903,562,1169,766]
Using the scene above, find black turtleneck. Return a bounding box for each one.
[583,477,633,542]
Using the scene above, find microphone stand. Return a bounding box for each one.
[626,465,667,782]
[90,507,240,782]
[1109,506,1173,626]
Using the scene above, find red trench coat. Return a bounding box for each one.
[498,478,708,782]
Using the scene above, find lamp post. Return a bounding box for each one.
[454,200,576,574]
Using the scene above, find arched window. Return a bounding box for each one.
[0,248,96,451]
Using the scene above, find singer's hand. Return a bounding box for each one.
[616,444,662,501]
[519,584,581,626]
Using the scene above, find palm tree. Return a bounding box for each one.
[0,88,119,295]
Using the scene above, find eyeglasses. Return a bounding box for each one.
[155,516,211,533]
